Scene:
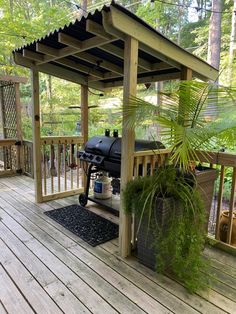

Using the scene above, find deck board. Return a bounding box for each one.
[0,176,236,313]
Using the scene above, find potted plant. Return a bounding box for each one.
[123,80,236,292]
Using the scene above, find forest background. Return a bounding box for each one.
[0,0,235,140]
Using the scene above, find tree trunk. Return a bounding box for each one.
[228,0,236,86]
[207,0,222,71]
[81,0,87,12]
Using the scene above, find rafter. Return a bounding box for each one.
[14,52,104,90]
[86,20,152,71]
[36,33,116,65]
[104,71,180,89]
[23,49,44,62]
[74,51,123,75]
[86,20,113,40]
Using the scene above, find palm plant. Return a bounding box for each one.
[122,80,236,292]
[124,80,236,171]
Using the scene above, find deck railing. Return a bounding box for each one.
[0,139,20,176]
[22,140,34,178]
[133,149,236,248]
[40,136,84,201]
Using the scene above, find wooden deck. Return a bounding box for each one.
[0,176,236,314]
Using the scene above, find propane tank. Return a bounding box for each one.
[94,172,112,199]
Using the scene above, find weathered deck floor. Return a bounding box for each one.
[0,176,236,314]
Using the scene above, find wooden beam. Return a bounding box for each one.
[42,188,84,202]
[15,83,23,172]
[86,20,113,40]
[23,49,44,62]
[109,6,218,81]
[55,58,104,79]
[101,44,152,71]
[81,84,89,191]
[36,43,61,57]
[23,49,171,82]
[29,33,116,65]
[31,69,43,203]
[119,36,138,258]
[104,71,180,89]
[23,50,102,80]
[179,67,192,126]
[89,62,175,82]
[58,33,82,50]
[35,34,116,65]
[102,10,180,71]
[81,85,88,143]
[74,51,123,75]
[181,66,193,80]
[14,52,104,91]
[0,75,27,84]
[87,17,160,72]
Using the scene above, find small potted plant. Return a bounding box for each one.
[123,80,236,292]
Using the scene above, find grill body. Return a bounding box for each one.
[77,135,165,211]
[78,135,165,177]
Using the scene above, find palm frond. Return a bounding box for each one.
[123,80,236,170]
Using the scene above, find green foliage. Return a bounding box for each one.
[125,80,236,171]
[123,166,210,293]
[0,0,74,75]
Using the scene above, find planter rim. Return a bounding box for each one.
[221,210,236,219]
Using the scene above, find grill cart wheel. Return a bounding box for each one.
[79,193,88,207]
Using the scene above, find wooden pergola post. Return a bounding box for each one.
[15,82,24,172]
[81,84,89,189]
[31,69,43,203]
[119,36,138,258]
[178,66,193,126]
[81,85,89,143]
[181,66,193,81]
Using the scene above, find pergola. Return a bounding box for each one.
[13,1,218,257]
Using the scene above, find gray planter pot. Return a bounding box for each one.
[137,168,218,270]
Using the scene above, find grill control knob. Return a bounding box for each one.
[95,156,101,162]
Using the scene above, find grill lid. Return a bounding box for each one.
[85,136,118,157]
[85,136,165,159]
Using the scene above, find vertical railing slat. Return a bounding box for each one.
[57,143,61,193]
[70,143,73,190]
[77,144,80,188]
[43,144,47,196]
[50,143,54,194]
[227,167,236,244]
[215,165,225,240]
[64,143,67,191]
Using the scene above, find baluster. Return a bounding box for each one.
[227,167,236,244]
[77,143,80,188]
[133,157,139,178]
[10,146,13,170]
[142,156,147,177]
[50,143,54,194]
[64,143,67,191]
[57,143,61,193]
[150,155,155,176]
[70,143,73,190]
[43,144,47,196]
[23,144,28,173]
[215,165,225,239]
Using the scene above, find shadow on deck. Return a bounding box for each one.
[0,175,236,314]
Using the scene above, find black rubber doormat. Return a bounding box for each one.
[45,205,119,246]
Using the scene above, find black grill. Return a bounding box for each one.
[77,132,165,212]
[78,135,165,177]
